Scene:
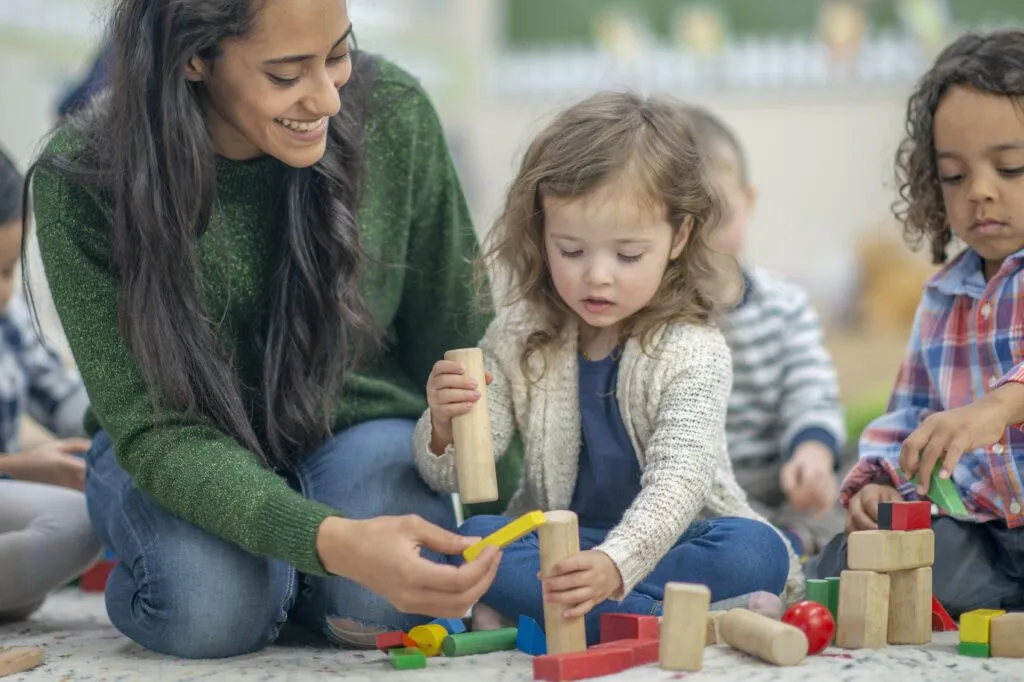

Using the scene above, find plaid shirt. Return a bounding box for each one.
[0,295,89,453]
[841,248,1024,527]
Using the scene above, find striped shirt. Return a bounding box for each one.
[0,295,89,453]
[841,248,1024,527]
[719,267,845,470]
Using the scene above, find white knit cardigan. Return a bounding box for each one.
[413,302,804,602]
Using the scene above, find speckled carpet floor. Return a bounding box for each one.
[2,590,1024,681]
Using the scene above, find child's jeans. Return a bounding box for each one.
[454,514,790,644]
[806,516,1024,619]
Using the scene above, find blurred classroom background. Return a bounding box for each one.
[2,0,1024,431]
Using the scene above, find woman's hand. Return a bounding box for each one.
[425,359,492,454]
[316,515,500,618]
[541,549,623,619]
[0,438,92,491]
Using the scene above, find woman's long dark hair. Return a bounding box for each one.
[24,0,380,469]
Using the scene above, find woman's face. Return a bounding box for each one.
[187,0,353,168]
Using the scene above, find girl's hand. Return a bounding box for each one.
[899,403,1007,494]
[316,515,501,618]
[541,549,623,619]
[0,438,92,491]
[426,359,492,454]
[845,483,903,533]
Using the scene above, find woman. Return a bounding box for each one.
[26,0,499,659]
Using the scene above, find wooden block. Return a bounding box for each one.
[590,638,660,665]
[878,501,932,531]
[375,631,406,651]
[600,614,659,643]
[806,579,829,607]
[442,628,518,656]
[538,511,587,654]
[959,609,1005,644]
[847,529,934,571]
[717,609,808,666]
[429,617,467,634]
[705,611,726,645]
[408,623,448,656]
[659,582,710,671]
[388,647,426,670]
[826,577,841,622]
[835,570,890,649]
[0,647,43,677]
[464,509,547,561]
[533,648,634,681]
[445,347,498,503]
[959,641,990,658]
[909,469,969,517]
[516,614,547,656]
[990,612,1024,657]
[888,567,932,645]
[80,559,117,592]
[932,596,957,631]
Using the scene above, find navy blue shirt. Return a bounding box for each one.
[569,350,643,529]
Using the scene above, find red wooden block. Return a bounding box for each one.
[375,631,407,651]
[878,501,931,531]
[590,638,659,665]
[599,614,659,643]
[80,559,117,592]
[533,648,634,681]
[932,596,957,632]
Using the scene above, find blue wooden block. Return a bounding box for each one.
[429,617,467,634]
[516,614,546,655]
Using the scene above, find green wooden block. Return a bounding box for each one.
[441,628,518,657]
[909,468,970,518]
[806,579,829,608]
[959,641,990,658]
[388,647,427,669]
[826,576,841,622]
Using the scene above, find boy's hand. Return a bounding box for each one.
[425,359,492,454]
[899,402,1007,495]
[845,483,903,533]
[541,550,623,619]
[780,442,839,515]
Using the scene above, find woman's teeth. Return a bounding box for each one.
[276,117,324,132]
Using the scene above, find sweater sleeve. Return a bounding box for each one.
[388,79,490,392]
[596,328,731,597]
[31,135,339,576]
[412,311,519,494]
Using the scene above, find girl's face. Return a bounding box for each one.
[933,85,1024,279]
[542,178,688,338]
[186,0,353,168]
[0,221,22,314]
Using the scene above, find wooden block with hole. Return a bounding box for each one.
[990,613,1024,658]
[0,647,44,677]
[835,570,890,649]
[887,567,932,644]
[847,529,934,571]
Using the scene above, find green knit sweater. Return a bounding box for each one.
[31,60,488,576]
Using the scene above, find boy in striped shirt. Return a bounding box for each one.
[686,106,846,558]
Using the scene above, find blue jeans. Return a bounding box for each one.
[84,419,455,659]
[456,514,789,644]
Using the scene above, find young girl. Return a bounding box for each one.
[414,92,802,643]
[806,30,1024,618]
[0,146,100,621]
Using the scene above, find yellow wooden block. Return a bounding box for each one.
[408,624,448,657]
[463,510,547,562]
[960,609,1006,644]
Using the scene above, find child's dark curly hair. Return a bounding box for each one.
[894,30,1024,264]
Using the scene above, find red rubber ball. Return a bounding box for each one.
[781,601,835,655]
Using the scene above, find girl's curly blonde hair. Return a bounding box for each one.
[480,90,739,376]
[895,30,1024,263]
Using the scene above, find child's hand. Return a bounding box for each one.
[780,442,838,515]
[845,483,903,533]
[899,403,1007,495]
[541,549,623,619]
[425,360,492,454]
[0,438,91,491]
